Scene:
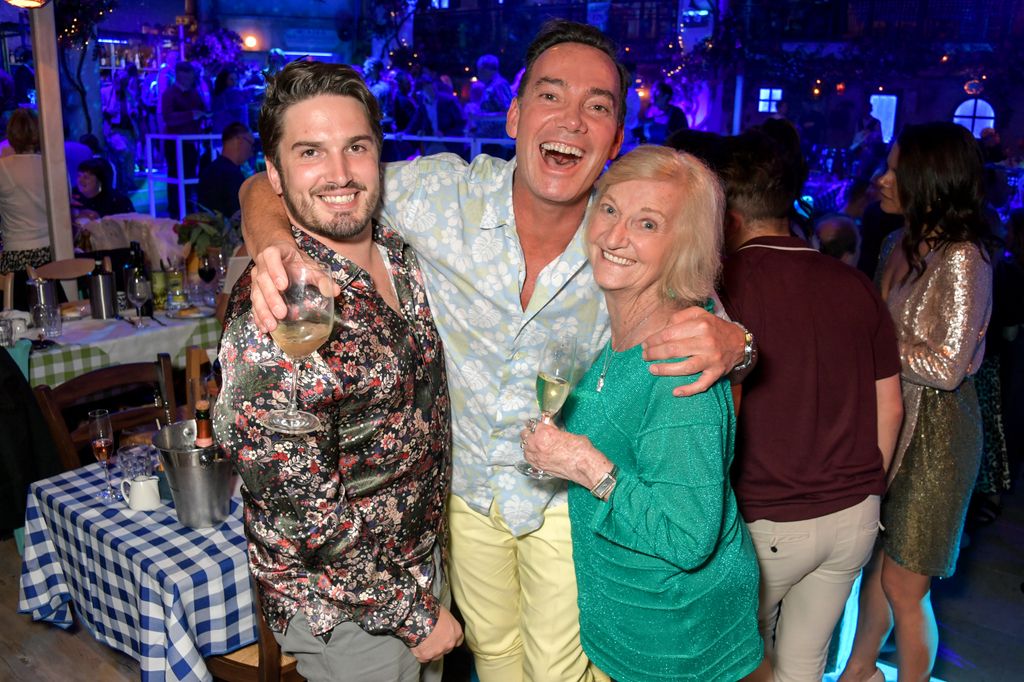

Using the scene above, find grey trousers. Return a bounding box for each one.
[274,548,448,682]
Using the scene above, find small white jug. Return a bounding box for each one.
[121,476,161,512]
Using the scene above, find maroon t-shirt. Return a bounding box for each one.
[720,235,901,522]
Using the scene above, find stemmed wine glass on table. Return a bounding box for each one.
[194,255,219,307]
[197,255,218,284]
[90,409,121,501]
[125,267,151,328]
[516,333,578,479]
[263,261,336,435]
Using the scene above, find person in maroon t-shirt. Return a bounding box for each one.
[715,129,903,681]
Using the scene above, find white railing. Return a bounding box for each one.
[144,133,223,221]
[144,132,516,220]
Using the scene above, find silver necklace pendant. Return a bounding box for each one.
[596,345,612,393]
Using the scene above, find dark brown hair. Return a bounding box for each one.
[718,129,805,222]
[518,20,628,127]
[894,122,991,279]
[6,108,40,154]
[258,61,383,166]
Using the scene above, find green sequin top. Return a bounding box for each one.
[563,342,763,681]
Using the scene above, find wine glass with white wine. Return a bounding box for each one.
[263,261,335,435]
[516,332,577,479]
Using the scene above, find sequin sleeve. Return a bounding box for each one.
[900,243,992,391]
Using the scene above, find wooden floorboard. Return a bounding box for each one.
[0,538,138,682]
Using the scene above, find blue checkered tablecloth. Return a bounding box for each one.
[18,463,256,681]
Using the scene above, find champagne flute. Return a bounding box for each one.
[126,268,151,328]
[516,333,578,479]
[263,261,335,435]
[90,409,121,501]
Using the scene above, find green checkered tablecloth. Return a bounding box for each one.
[29,315,221,388]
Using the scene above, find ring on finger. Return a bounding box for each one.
[528,418,537,433]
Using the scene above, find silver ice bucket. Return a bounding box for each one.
[153,419,235,529]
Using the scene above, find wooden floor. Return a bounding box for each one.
[3,479,1021,682]
[0,538,138,681]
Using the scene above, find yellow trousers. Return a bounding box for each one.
[447,494,609,682]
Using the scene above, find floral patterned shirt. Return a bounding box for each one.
[382,154,611,535]
[214,224,451,645]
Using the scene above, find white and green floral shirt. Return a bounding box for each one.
[382,153,610,535]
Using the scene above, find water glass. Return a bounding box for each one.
[187,277,205,307]
[150,271,167,310]
[0,319,12,347]
[118,444,156,481]
[166,266,187,312]
[32,304,62,338]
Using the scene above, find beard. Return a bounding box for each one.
[278,174,380,242]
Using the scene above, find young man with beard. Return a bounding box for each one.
[212,61,462,682]
[237,21,751,681]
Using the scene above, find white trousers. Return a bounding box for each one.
[747,494,880,682]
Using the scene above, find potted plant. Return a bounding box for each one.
[174,211,227,258]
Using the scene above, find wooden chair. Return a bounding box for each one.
[205,579,303,682]
[180,345,215,420]
[33,353,177,471]
[0,271,13,310]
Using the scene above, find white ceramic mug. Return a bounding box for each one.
[121,476,161,512]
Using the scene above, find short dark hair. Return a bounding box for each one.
[79,133,103,154]
[518,20,628,127]
[719,130,803,222]
[6,108,39,154]
[258,61,383,166]
[174,61,196,77]
[77,157,113,190]
[665,128,729,173]
[221,121,251,146]
[815,213,859,258]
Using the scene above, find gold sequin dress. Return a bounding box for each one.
[880,232,993,577]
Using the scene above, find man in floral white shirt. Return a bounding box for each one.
[239,21,749,682]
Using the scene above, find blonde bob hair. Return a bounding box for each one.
[589,145,724,307]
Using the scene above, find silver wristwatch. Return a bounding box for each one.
[590,465,619,501]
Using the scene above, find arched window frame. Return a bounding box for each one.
[953,98,996,138]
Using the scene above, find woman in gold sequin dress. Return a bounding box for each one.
[840,122,993,682]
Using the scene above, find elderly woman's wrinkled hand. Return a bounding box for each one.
[520,419,609,488]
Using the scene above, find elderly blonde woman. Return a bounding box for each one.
[521,145,768,682]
